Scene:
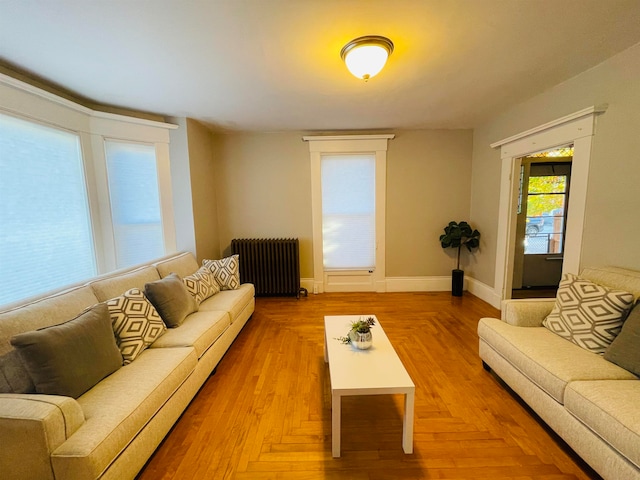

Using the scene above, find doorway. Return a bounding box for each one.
[512,147,572,298]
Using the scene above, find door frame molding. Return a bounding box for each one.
[490,106,605,301]
[303,134,394,293]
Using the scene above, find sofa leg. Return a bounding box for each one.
[482,361,491,372]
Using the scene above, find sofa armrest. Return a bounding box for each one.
[500,298,556,327]
[0,394,85,480]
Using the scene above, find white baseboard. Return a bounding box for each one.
[302,276,501,309]
[466,277,502,309]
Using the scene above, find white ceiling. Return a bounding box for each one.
[2,0,640,132]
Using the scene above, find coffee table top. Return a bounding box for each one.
[324,315,415,394]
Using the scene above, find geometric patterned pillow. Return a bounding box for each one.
[183,267,219,304]
[542,273,635,354]
[106,288,166,365]
[202,254,240,290]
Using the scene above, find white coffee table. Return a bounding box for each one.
[324,315,415,457]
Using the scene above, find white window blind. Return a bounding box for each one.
[0,113,96,305]
[321,154,376,269]
[105,141,164,268]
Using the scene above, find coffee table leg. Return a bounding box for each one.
[332,391,341,457]
[402,389,415,454]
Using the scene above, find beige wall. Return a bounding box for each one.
[211,132,314,276]
[386,130,473,276]
[471,42,640,287]
[211,129,473,279]
[186,118,221,263]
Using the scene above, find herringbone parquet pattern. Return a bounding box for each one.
[137,292,601,480]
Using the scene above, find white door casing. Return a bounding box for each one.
[303,134,394,293]
[491,106,605,300]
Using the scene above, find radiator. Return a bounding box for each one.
[231,238,307,298]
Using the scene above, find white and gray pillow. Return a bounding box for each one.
[202,254,240,290]
[543,273,634,354]
[107,288,166,364]
[183,267,219,304]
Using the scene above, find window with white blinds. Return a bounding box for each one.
[105,141,165,268]
[321,154,376,269]
[0,113,96,305]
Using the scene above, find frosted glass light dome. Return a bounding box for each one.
[340,36,394,81]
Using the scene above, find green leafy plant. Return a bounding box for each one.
[336,316,376,344]
[439,221,480,270]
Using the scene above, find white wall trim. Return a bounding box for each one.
[492,106,605,301]
[466,277,502,309]
[304,134,394,293]
[0,72,177,131]
[490,105,607,149]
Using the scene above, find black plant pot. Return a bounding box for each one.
[452,269,464,297]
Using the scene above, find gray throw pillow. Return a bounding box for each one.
[10,303,123,398]
[604,303,640,376]
[144,273,198,327]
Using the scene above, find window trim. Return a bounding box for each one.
[303,134,394,293]
[0,72,177,294]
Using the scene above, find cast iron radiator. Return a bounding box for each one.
[231,238,307,298]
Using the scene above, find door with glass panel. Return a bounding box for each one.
[514,154,572,290]
[321,154,376,291]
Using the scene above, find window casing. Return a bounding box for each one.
[304,134,393,293]
[0,73,177,306]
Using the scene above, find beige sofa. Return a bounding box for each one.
[0,252,255,480]
[478,266,640,480]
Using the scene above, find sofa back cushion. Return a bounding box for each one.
[90,266,160,303]
[10,303,123,398]
[153,252,199,279]
[581,266,640,300]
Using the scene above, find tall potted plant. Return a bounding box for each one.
[439,221,480,296]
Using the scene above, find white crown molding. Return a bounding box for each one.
[490,105,607,149]
[0,72,177,130]
[302,134,395,142]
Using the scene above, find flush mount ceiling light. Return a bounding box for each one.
[340,35,394,81]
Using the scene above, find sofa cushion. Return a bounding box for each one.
[144,273,198,328]
[478,318,637,403]
[10,303,123,398]
[153,251,199,279]
[202,255,240,290]
[565,380,640,470]
[150,310,230,358]
[604,303,640,376]
[107,288,166,365]
[50,346,197,480]
[198,284,255,323]
[183,267,219,304]
[542,273,634,354]
[90,265,161,303]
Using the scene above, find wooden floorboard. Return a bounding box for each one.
[137,292,601,480]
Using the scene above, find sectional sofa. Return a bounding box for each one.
[478,266,640,480]
[0,252,255,480]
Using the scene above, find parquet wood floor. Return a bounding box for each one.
[137,292,601,480]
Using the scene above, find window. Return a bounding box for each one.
[305,134,393,292]
[321,154,376,269]
[105,141,165,268]
[0,113,96,305]
[0,74,177,307]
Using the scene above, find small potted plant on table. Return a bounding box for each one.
[336,316,375,350]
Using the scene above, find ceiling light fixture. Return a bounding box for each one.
[340,35,394,81]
